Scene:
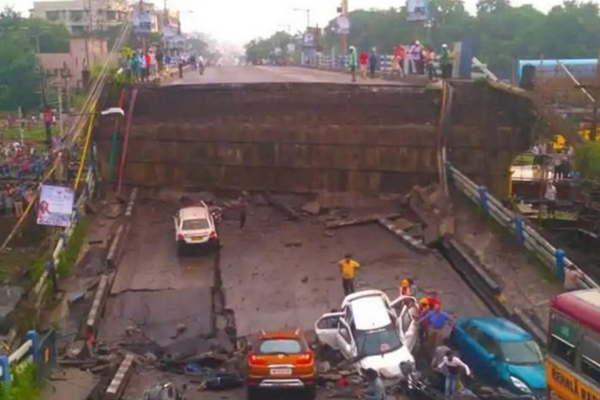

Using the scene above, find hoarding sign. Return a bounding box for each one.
[133,10,153,34]
[407,0,430,21]
[37,185,75,228]
[336,15,351,35]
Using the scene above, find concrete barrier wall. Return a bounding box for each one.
[97,82,533,194]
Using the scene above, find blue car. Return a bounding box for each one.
[451,317,547,397]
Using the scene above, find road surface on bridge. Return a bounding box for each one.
[169,65,423,85]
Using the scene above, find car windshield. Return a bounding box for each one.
[355,325,402,357]
[182,218,209,230]
[500,340,543,365]
[259,339,303,354]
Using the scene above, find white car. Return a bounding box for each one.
[315,290,418,379]
[173,204,219,255]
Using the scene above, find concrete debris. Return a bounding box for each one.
[325,213,403,229]
[324,230,335,237]
[317,360,331,373]
[409,184,455,244]
[301,201,321,215]
[144,352,158,364]
[65,340,87,359]
[263,193,301,220]
[69,291,85,304]
[285,241,303,247]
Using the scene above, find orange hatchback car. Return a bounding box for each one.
[246,330,317,399]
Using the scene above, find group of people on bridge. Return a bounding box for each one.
[347,41,454,83]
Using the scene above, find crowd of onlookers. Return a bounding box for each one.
[348,40,454,82]
[0,142,50,218]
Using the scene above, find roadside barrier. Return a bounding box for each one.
[447,162,598,290]
[0,330,56,383]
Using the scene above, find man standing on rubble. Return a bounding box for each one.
[338,254,360,296]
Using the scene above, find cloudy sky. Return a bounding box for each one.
[0,0,581,45]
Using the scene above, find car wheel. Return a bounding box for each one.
[246,386,259,400]
[305,385,316,400]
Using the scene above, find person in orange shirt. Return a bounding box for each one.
[338,254,360,296]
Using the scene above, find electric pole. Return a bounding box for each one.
[340,0,348,53]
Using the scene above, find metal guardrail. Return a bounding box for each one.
[0,330,55,383]
[447,162,599,290]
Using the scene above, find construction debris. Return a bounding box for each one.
[302,201,321,215]
[409,184,455,244]
[263,193,301,220]
[325,213,403,229]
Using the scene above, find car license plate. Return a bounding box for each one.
[270,368,292,376]
[191,236,204,241]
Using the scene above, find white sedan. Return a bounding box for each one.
[173,203,219,255]
[315,290,419,379]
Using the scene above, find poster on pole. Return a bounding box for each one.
[133,10,153,34]
[336,16,351,35]
[37,185,75,228]
[407,0,430,21]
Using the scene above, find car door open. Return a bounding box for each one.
[315,312,343,349]
[336,319,357,360]
[390,296,418,351]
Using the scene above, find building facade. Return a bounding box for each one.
[31,0,129,35]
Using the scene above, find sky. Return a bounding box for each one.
[0,0,588,46]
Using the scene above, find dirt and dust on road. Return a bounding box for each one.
[45,183,557,400]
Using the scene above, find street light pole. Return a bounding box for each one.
[340,0,348,53]
[293,8,310,29]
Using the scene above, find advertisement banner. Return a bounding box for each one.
[132,10,153,34]
[37,185,75,228]
[336,15,351,35]
[407,0,430,21]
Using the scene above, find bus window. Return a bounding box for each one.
[550,313,578,365]
[581,335,600,385]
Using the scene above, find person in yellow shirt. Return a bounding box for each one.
[338,254,360,295]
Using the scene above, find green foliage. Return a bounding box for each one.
[0,363,40,400]
[292,0,600,77]
[574,142,600,180]
[56,218,90,277]
[245,31,296,64]
[0,8,70,111]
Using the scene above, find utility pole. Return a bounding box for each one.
[58,87,64,137]
[293,8,310,29]
[340,0,348,53]
[17,106,24,146]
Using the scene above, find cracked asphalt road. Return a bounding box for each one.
[99,195,215,353]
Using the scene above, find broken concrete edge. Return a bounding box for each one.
[106,224,125,268]
[124,187,138,218]
[325,212,403,229]
[378,218,428,253]
[441,239,548,347]
[104,353,135,400]
[85,274,113,340]
[263,192,300,220]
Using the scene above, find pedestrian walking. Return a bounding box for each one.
[425,47,438,80]
[545,180,558,219]
[363,369,385,400]
[359,50,369,79]
[437,351,471,399]
[393,45,406,78]
[348,46,358,83]
[408,41,420,74]
[432,341,452,392]
[440,44,453,79]
[338,254,360,296]
[368,48,378,79]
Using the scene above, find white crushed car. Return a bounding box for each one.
[315,290,419,379]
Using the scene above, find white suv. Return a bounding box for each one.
[315,290,418,379]
[173,203,219,255]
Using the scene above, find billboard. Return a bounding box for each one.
[407,0,430,21]
[132,10,153,34]
[37,185,75,228]
[336,15,351,35]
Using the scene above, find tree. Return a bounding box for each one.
[0,8,40,111]
[476,0,511,15]
[245,31,296,64]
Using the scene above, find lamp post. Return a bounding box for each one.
[293,8,310,30]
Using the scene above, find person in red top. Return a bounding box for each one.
[393,45,406,78]
[359,51,369,79]
[144,51,152,79]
